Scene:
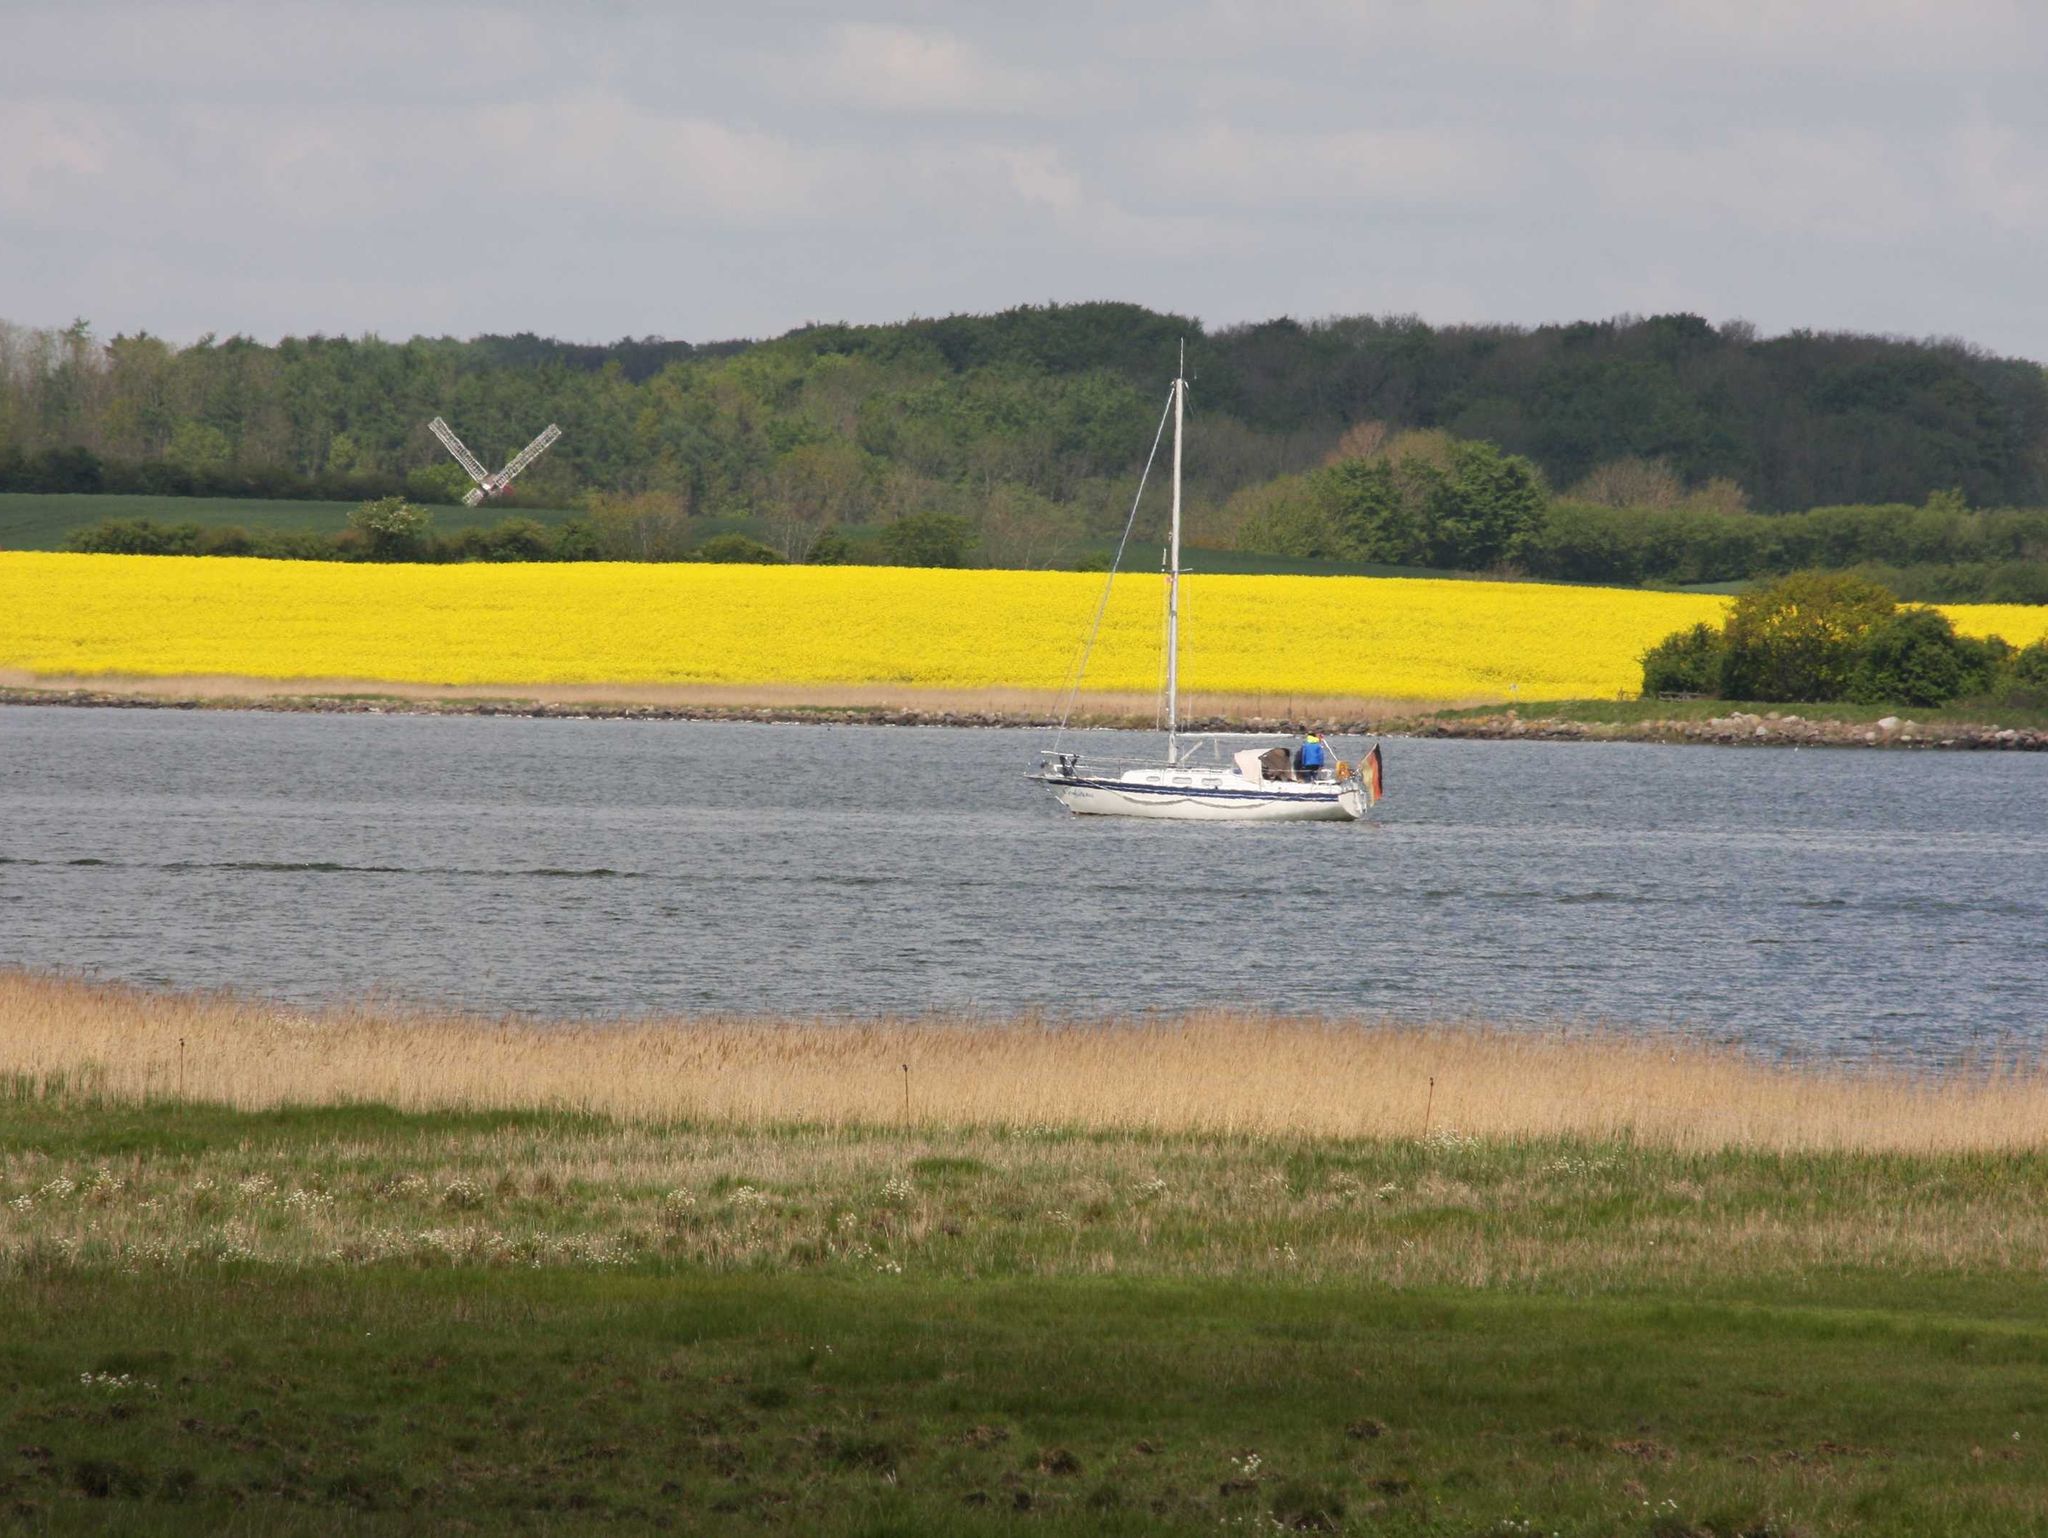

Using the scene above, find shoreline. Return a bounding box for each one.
[4,678,2045,749]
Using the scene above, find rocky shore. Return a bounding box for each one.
[1383,708,2047,750]
[5,683,2043,749]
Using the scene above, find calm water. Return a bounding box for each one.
[1,706,2043,1064]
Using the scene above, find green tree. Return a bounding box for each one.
[977,482,1079,568]
[164,421,231,476]
[1320,457,1426,563]
[763,438,870,561]
[2012,640,2048,688]
[347,496,433,561]
[1717,571,1897,702]
[1847,608,1973,706]
[1640,623,1723,697]
[406,463,472,505]
[1426,439,1547,568]
[582,490,694,561]
[325,432,363,475]
[1229,473,1344,559]
[879,512,973,567]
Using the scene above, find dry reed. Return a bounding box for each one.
[4,971,2042,1152]
[0,669,1481,722]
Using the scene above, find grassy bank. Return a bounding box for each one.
[7,1093,2048,1533]
[7,976,2048,1533]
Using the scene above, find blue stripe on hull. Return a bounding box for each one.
[1063,777,1341,804]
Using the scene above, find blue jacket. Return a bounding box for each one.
[1299,738,1329,770]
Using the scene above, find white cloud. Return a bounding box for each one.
[1589,127,1930,241]
[0,102,122,219]
[810,23,1049,113]
[1136,125,1518,207]
[1950,114,2048,233]
[470,97,831,225]
[0,1,550,97]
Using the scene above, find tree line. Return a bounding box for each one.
[5,306,2048,592]
[1234,427,2048,602]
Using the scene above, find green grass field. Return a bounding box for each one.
[6,1096,2048,1535]
[0,495,583,552]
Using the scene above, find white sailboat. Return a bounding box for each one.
[1031,355,1383,823]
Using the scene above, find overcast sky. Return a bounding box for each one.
[6,1,2048,357]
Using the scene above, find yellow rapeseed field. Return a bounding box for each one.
[2,553,2044,704]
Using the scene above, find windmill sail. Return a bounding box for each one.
[429,417,563,507]
[428,417,491,486]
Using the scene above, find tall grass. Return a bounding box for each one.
[5,970,2042,1151]
[0,668,1481,721]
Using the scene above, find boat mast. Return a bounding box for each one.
[1166,345,1184,764]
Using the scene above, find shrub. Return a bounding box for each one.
[1847,607,1974,706]
[878,512,973,568]
[479,517,553,562]
[67,518,201,555]
[1716,571,1896,702]
[693,533,784,564]
[807,527,853,565]
[1640,622,1722,696]
[2012,640,2048,688]
[551,517,602,561]
[194,525,258,557]
[346,497,434,561]
[1230,473,1344,559]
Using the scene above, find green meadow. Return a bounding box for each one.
[5,1095,2047,1536]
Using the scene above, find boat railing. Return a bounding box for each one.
[1032,748,1341,784]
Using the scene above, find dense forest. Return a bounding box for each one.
[5,305,2047,595]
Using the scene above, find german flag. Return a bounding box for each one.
[1364,744,1384,804]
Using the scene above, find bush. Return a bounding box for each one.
[191,525,258,556]
[347,497,433,561]
[693,533,784,564]
[67,518,200,555]
[878,512,973,567]
[1847,607,1975,706]
[478,517,553,562]
[1230,473,1344,559]
[1638,572,2039,707]
[1716,571,1896,702]
[807,527,853,565]
[1640,623,1723,696]
[551,517,602,561]
[2013,640,2048,688]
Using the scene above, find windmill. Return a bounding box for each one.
[428,417,562,507]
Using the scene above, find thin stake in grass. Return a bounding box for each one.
[1423,1075,1436,1140]
[901,1063,910,1124]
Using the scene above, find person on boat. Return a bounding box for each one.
[1297,732,1330,781]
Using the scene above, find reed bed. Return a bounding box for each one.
[0,668,1476,723]
[6,970,2042,1152]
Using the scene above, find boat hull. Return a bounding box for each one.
[1047,773,1366,823]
